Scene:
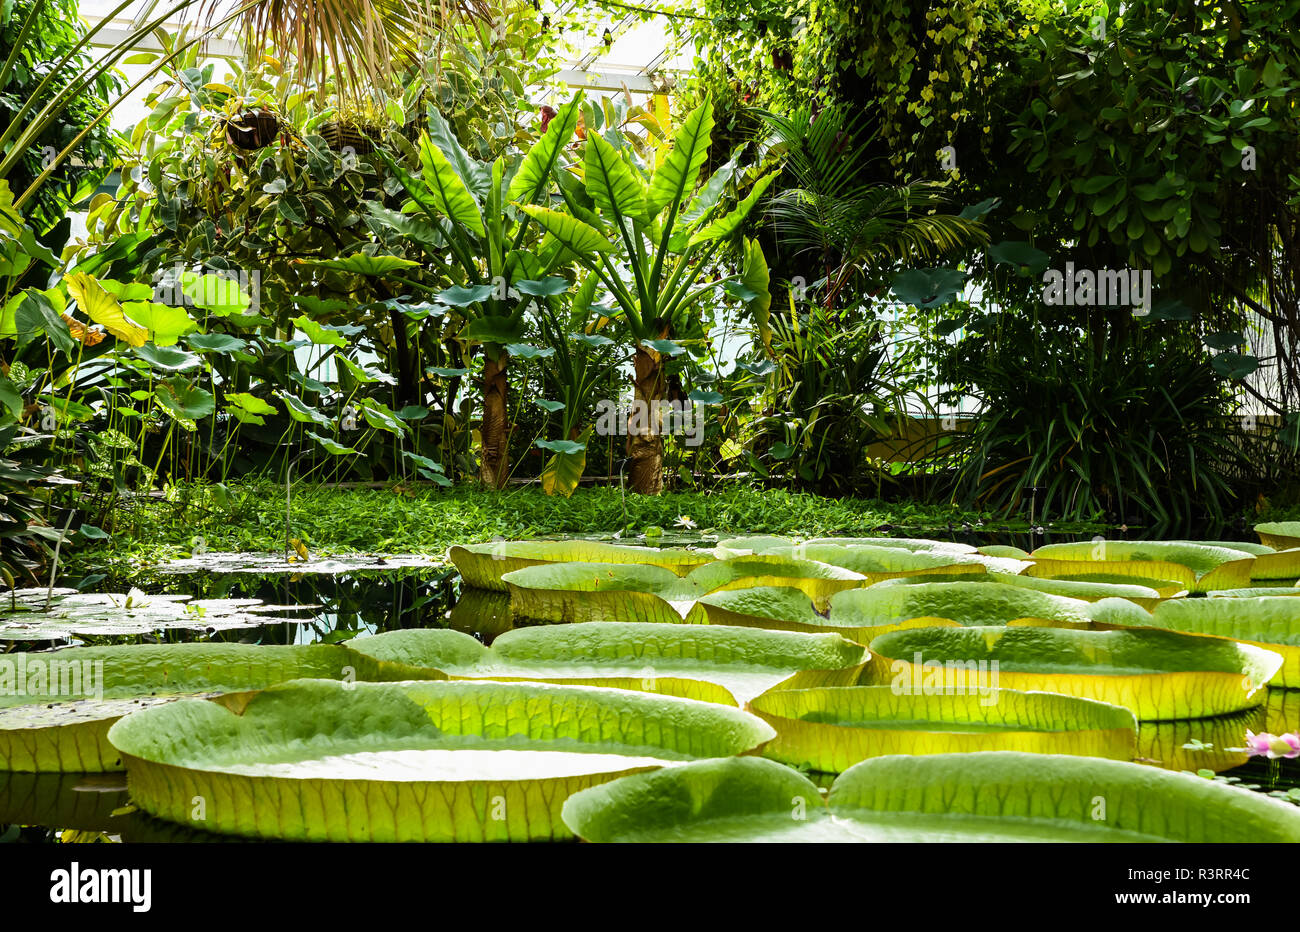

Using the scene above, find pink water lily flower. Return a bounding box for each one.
[1244,730,1300,759]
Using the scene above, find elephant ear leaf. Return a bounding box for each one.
[688,173,777,247]
[540,426,591,499]
[520,206,614,259]
[65,272,148,347]
[418,132,486,236]
[737,237,771,354]
[584,131,646,222]
[508,95,584,204]
[645,97,714,221]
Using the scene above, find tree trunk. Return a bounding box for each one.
[480,349,510,489]
[388,307,416,407]
[627,344,665,494]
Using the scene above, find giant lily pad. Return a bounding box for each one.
[0,588,314,640]
[502,557,864,625]
[107,679,776,841]
[347,623,868,705]
[829,582,1103,643]
[866,625,1281,720]
[561,753,1300,842]
[449,540,711,592]
[743,543,993,584]
[872,571,1165,610]
[747,686,1136,772]
[715,536,977,557]
[1257,522,1300,550]
[1023,570,1190,599]
[0,642,435,771]
[1167,540,1300,581]
[1028,541,1256,592]
[1124,597,1300,687]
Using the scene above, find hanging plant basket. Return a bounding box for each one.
[225,109,279,150]
[321,121,380,156]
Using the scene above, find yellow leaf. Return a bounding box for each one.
[64,273,147,347]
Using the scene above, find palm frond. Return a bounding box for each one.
[210,0,490,102]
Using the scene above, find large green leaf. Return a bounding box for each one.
[687,173,777,247]
[153,377,215,421]
[507,96,583,203]
[0,643,436,772]
[831,581,1100,641]
[1168,539,1300,580]
[717,535,978,558]
[644,97,714,220]
[415,131,486,236]
[583,131,646,220]
[561,753,1300,842]
[64,273,147,347]
[303,254,420,276]
[1029,541,1256,592]
[503,557,865,625]
[348,623,867,705]
[872,571,1165,610]
[540,426,590,499]
[520,205,614,258]
[1257,521,1300,550]
[449,540,712,591]
[107,679,775,841]
[747,686,1136,773]
[754,543,990,584]
[122,302,196,346]
[1123,596,1300,687]
[866,625,1281,720]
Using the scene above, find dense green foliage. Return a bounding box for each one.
[82,482,1037,568]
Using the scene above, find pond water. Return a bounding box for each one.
[2,526,1297,842]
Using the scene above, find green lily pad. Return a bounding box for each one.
[866,625,1281,720]
[348,623,868,705]
[749,543,994,584]
[107,679,775,841]
[1257,522,1300,550]
[831,581,1098,641]
[561,753,1300,842]
[872,571,1164,610]
[1029,541,1256,592]
[747,686,1136,773]
[1126,596,1300,688]
[1,642,435,771]
[1167,540,1300,580]
[716,536,977,557]
[503,557,864,624]
[449,540,712,591]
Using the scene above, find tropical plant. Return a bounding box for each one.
[376,97,585,487]
[520,95,775,493]
[932,304,1249,525]
[0,0,120,243]
[756,104,987,308]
